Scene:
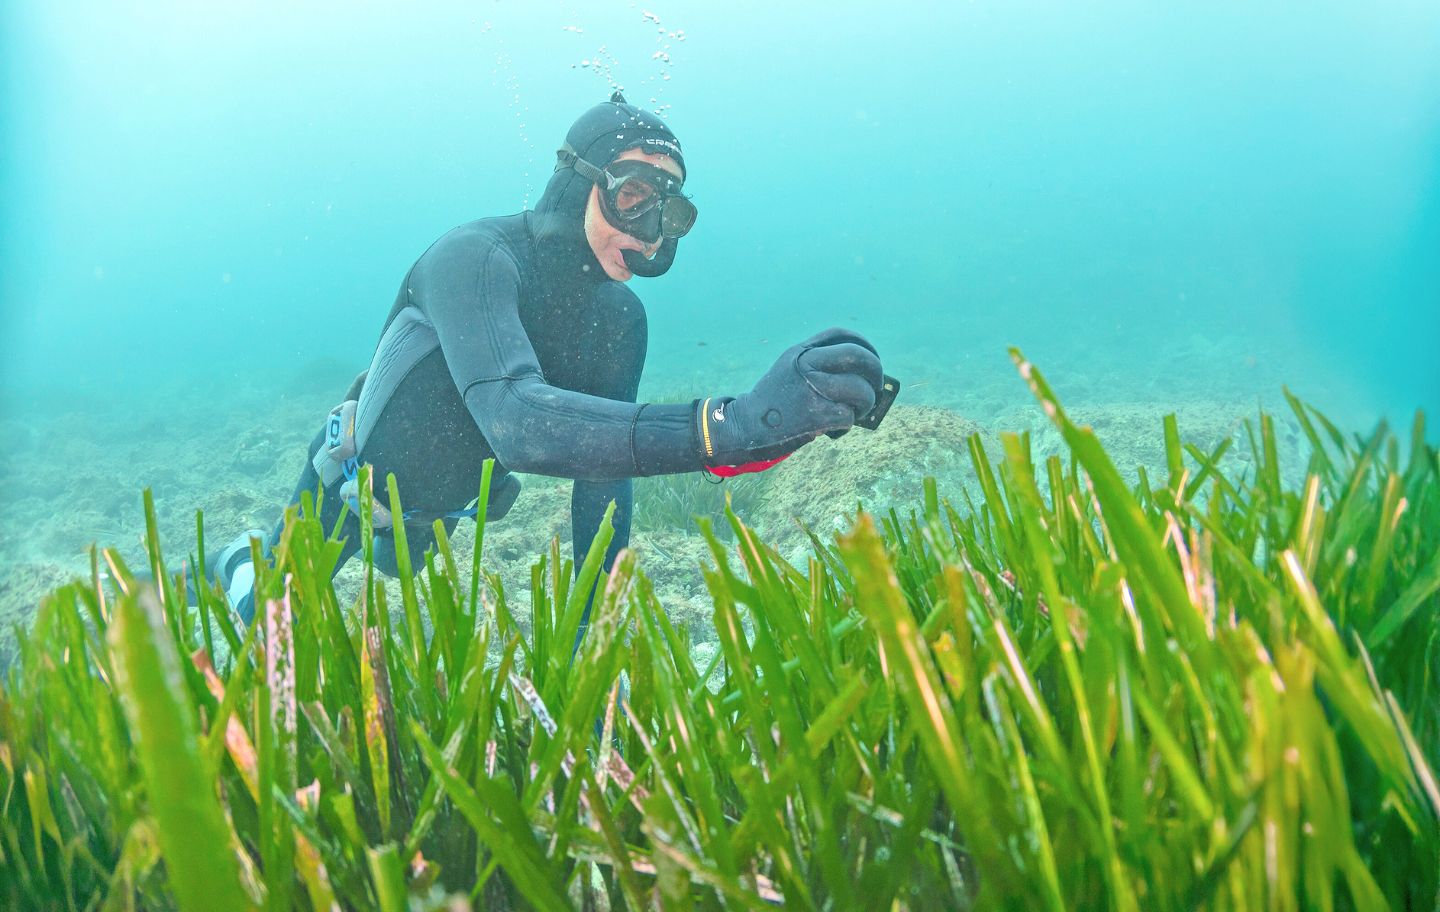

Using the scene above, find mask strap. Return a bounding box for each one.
[555,145,582,173]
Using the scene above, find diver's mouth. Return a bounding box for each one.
[616,237,653,254]
[609,246,636,275]
[615,239,659,266]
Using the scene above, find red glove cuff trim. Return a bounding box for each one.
[707,453,791,478]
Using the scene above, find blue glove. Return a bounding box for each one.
[697,327,883,467]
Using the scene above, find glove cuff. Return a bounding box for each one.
[695,396,737,465]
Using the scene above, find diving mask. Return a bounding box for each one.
[566,153,697,244]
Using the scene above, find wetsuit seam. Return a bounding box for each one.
[475,238,525,377]
[629,404,646,476]
[477,242,502,371]
[459,372,543,401]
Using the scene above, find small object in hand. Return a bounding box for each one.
[855,375,900,430]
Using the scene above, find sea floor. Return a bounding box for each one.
[0,331,1340,667]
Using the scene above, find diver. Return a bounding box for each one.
[210,93,886,623]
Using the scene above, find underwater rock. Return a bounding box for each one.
[751,404,999,552]
[992,400,1310,490]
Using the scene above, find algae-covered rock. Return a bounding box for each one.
[750,404,999,553]
[992,399,1310,490]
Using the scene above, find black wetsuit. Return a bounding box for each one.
[267,114,706,599]
[253,96,882,625]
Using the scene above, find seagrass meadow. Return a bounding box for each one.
[1,354,1437,911]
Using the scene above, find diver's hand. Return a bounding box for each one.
[698,327,883,468]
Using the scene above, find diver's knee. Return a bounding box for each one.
[487,472,521,521]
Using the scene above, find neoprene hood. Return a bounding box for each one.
[532,93,687,280]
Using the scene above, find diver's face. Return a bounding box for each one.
[584,148,684,282]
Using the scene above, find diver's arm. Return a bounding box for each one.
[419,227,884,480]
[418,228,701,481]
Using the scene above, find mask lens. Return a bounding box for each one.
[613,176,659,216]
[660,197,697,238]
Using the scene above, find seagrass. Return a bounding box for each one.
[1,353,1436,910]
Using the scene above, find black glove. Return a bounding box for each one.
[696,327,883,467]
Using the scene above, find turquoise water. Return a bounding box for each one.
[1,2,1437,525]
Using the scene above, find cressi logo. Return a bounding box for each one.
[640,137,681,156]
